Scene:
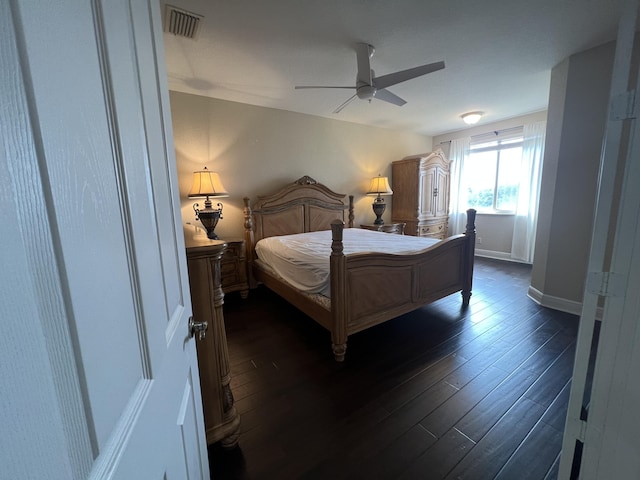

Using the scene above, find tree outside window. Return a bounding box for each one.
[466,136,523,213]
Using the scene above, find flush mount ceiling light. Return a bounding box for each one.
[461,111,483,125]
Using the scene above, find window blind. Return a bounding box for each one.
[470,126,524,152]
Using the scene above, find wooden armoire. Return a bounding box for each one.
[391,149,451,239]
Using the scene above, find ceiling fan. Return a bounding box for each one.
[295,43,445,114]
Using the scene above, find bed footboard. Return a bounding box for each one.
[329,209,476,361]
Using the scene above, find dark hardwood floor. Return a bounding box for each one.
[210,257,578,480]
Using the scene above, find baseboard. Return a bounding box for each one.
[527,285,604,319]
[527,286,581,315]
[475,249,530,264]
[476,255,603,319]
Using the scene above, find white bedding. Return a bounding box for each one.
[255,228,440,297]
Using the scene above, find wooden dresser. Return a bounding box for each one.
[392,148,451,239]
[184,234,240,448]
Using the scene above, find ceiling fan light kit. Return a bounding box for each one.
[295,43,445,113]
[462,111,483,125]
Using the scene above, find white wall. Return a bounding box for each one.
[169,91,433,239]
[433,111,548,259]
[530,41,615,312]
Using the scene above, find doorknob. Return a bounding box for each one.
[189,316,208,340]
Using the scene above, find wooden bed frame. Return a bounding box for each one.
[243,175,476,361]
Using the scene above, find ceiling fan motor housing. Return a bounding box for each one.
[357,85,377,100]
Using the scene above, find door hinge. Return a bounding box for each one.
[610,89,637,120]
[566,416,589,443]
[586,271,626,297]
[578,419,588,442]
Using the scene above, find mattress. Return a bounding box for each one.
[255,228,439,297]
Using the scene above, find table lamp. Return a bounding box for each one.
[366,174,393,225]
[188,166,229,239]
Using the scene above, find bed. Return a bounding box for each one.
[243,175,477,361]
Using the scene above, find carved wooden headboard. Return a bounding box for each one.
[243,175,354,247]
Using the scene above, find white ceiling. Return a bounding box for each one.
[162,0,623,137]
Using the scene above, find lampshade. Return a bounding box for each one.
[366,175,393,196]
[188,167,228,198]
[461,111,483,125]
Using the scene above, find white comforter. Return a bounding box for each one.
[255,228,439,297]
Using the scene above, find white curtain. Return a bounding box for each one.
[511,121,546,262]
[448,137,471,235]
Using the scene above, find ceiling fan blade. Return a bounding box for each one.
[373,60,445,90]
[374,88,406,107]
[355,43,373,86]
[333,94,358,114]
[295,85,355,89]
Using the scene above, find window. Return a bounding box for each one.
[465,128,523,213]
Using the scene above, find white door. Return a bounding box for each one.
[557,0,640,477]
[1,1,209,479]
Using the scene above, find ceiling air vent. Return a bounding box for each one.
[164,5,203,40]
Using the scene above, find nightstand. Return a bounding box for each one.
[360,223,406,235]
[219,238,249,298]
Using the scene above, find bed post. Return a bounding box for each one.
[348,195,354,228]
[461,208,477,307]
[330,220,347,361]
[243,197,258,289]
